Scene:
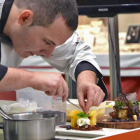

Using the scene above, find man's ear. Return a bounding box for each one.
[18,10,33,26]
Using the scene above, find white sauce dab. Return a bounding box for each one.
[77,117,90,126]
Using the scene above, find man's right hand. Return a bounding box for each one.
[31,72,69,102]
[0,67,69,102]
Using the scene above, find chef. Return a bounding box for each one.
[0,0,108,113]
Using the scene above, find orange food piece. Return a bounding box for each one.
[70,110,79,128]
[89,110,98,126]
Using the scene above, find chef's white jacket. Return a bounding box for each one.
[0,0,108,100]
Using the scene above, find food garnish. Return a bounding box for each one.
[70,110,100,131]
[66,125,71,130]
[76,112,90,126]
[76,112,90,118]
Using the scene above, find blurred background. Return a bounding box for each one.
[1,13,140,101]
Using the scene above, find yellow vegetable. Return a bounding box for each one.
[89,110,98,126]
[107,105,112,107]
[70,110,79,128]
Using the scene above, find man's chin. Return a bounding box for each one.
[23,56,29,58]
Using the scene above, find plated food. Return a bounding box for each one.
[69,110,101,131]
[109,92,140,122]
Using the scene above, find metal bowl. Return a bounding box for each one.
[0,112,57,140]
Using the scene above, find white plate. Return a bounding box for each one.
[55,123,129,139]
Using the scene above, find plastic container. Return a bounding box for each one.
[16,87,66,125]
[1,100,38,114]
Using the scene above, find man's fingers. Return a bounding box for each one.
[45,77,69,102]
[85,86,104,113]
[94,88,105,106]
[62,92,68,102]
[62,79,69,102]
[77,93,86,111]
[56,80,63,97]
[45,84,57,96]
[85,91,95,113]
[45,91,50,95]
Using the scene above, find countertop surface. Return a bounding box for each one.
[0,100,140,140]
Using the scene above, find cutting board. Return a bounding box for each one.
[97,116,140,129]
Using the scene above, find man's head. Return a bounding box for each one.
[4,0,78,58]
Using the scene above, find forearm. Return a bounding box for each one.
[77,70,97,84]
[0,67,33,91]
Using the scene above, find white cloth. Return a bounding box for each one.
[1,42,23,68]
[42,32,102,81]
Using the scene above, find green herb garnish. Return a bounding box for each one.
[136,100,139,105]
[128,100,139,106]
[76,112,90,118]
[115,102,126,107]
[128,100,133,106]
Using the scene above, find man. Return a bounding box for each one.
[0,0,108,113]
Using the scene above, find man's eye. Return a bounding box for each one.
[44,40,51,45]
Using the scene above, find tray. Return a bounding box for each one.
[97,116,140,129]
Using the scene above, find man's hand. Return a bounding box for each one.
[31,72,69,102]
[77,70,105,114]
[0,67,69,102]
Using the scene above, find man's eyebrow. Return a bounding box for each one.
[45,37,56,46]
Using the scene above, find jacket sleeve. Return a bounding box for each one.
[42,31,108,100]
[75,61,108,101]
[0,64,8,81]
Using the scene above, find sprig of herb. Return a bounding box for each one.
[128,100,133,106]
[129,100,139,106]
[135,100,139,105]
[76,112,90,118]
[115,102,126,107]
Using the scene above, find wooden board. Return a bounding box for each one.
[97,116,140,129]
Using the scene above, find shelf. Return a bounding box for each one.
[95,53,140,76]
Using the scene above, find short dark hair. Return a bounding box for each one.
[14,0,78,31]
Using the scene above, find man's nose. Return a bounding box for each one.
[42,48,55,58]
[32,51,41,56]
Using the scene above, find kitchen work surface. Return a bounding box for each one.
[0,100,140,140]
[0,126,131,140]
[1,122,140,140]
